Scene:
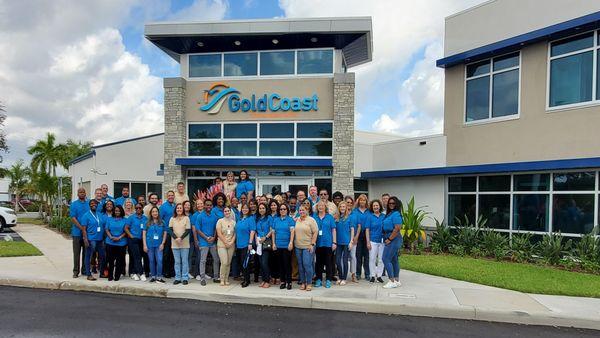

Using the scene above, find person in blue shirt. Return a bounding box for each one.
[115,186,135,207]
[190,199,204,281]
[69,187,89,278]
[81,199,104,281]
[307,185,319,206]
[230,197,241,220]
[335,201,354,286]
[212,193,226,219]
[104,205,128,281]
[382,197,404,289]
[352,194,370,281]
[159,191,176,278]
[314,200,337,288]
[196,199,221,285]
[344,195,358,283]
[255,203,273,288]
[235,204,256,288]
[365,200,386,284]
[125,203,147,281]
[267,200,280,284]
[100,183,114,206]
[235,170,254,200]
[143,206,166,283]
[272,203,295,290]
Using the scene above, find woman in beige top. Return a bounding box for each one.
[293,204,318,291]
[169,203,191,285]
[223,171,238,201]
[216,206,236,286]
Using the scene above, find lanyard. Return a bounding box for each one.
[89,211,99,225]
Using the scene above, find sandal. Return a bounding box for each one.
[306,285,312,292]
[300,284,306,290]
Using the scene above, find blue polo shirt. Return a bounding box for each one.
[231,207,240,221]
[365,213,385,243]
[336,215,353,246]
[101,195,114,209]
[255,215,272,238]
[235,216,256,249]
[236,180,254,199]
[80,210,103,241]
[127,214,147,239]
[272,215,295,248]
[190,211,203,230]
[159,201,175,229]
[307,196,319,206]
[145,222,165,248]
[383,211,403,238]
[105,217,128,246]
[69,199,90,237]
[115,196,135,207]
[197,211,219,247]
[315,213,336,248]
[213,206,224,219]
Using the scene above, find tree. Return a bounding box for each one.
[28,171,57,218]
[5,160,30,213]
[64,139,93,163]
[27,132,68,176]
[0,102,9,163]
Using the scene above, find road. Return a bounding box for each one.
[0,286,595,337]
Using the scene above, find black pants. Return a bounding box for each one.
[356,235,370,279]
[269,248,280,279]
[106,244,126,280]
[259,250,270,282]
[315,247,333,281]
[236,248,250,284]
[276,249,292,284]
[72,236,85,275]
[128,238,143,275]
[163,237,175,278]
[253,253,261,282]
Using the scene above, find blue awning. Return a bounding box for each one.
[175,158,332,168]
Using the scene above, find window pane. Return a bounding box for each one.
[353,179,369,192]
[131,183,146,201]
[189,124,221,139]
[553,172,595,191]
[297,141,332,156]
[260,51,295,75]
[147,183,162,200]
[297,122,332,138]
[259,141,293,156]
[513,194,549,232]
[224,53,257,76]
[188,141,220,156]
[187,179,213,198]
[113,182,129,199]
[597,52,600,101]
[550,32,594,57]
[479,175,510,192]
[223,123,256,138]
[549,51,593,107]
[260,123,294,138]
[448,195,476,226]
[297,49,333,74]
[479,195,510,229]
[314,179,332,197]
[223,141,256,156]
[448,176,476,192]
[189,54,221,77]
[514,174,550,191]
[466,76,490,121]
[466,60,490,77]
[493,53,519,71]
[492,69,519,117]
[553,194,595,234]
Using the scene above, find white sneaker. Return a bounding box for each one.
[140,274,147,281]
[395,281,402,287]
[196,275,202,281]
[130,274,134,279]
[133,274,140,281]
[205,274,212,280]
[340,280,347,286]
[382,281,397,289]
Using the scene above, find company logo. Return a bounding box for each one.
[198,82,319,115]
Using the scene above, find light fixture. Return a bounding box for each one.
[197,41,204,47]
[272,39,279,45]
[234,40,241,46]
[310,37,318,43]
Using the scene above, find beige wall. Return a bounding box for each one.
[184,78,334,122]
[445,41,600,166]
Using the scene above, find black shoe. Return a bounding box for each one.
[377,277,384,283]
[114,276,120,282]
[173,280,181,285]
[213,278,220,283]
[279,283,286,289]
[182,280,188,285]
[201,279,207,286]
[72,273,79,278]
[286,283,292,290]
[157,278,166,284]
[149,278,156,283]
[108,277,113,281]
[241,282,249,288]
[369,277,375,283]
[297,281,302,285]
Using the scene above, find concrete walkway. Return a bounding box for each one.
[1,224,599,330]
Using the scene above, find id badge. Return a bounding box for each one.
[227,229,232,235]
[96,226,101,232]
[319,230,323,236]
[140,224,144,229]
[153,235,159,240]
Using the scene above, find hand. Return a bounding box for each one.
[175,238,182,245]
[84,239,89,247]
[367,242,372,251]
[332,243,337,251]
[143,246,148,253]
[207,236,214,243]
[385,239,391,246]
[288,243,293,251]
[308,245,314,254]
[195,243,200,249]
[258,237,264,244]
[247,244,252,251]
[352,238,357,245]
[273,244,277,251]
[348,243,353,250]
[159,244,164,251]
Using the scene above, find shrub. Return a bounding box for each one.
[49,216,71,234]
[479,229,509,259]
[401,196,429,252]
[449,244,466,256]
[571,231,599,262]
[510,232,535,263]
[537,232,571,265]
[430,218,453,252]
[470,246,484,258]
[431,242,443,254]
[454,215,484,255]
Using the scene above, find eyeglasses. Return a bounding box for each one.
[319,193,328,196]
[388,202,396,205]
[135,206,142,209]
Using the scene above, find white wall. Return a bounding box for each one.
[370,135,446,171]
[354,142,373,175]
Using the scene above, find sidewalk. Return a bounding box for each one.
[1,224,599,330]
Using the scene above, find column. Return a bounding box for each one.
[163,77,186,197]
[332,73,355,197]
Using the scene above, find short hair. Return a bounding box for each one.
[177,182,184,186]
[122,186,129,191]
[167,190,175,196]
[369,199,383,213]
[381,193,390,198]
[95,188,102,194]
[332,191,344,200]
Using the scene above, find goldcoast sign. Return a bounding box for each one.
[199,83,319,115]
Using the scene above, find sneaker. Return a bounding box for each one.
[149,277,156,283]
[140,275,147,282]
[213,278,220,283]
[201,279,207,286]
[325,280,332,288]
[87,275,97,281]
[369,277,375,283]
[205,274,212,280]
[182,280,188,285]
[377,277,384,283]
[340,280,347,286]
[157,278,166,284]
[72,273,79,278]
[314,279,322,288]
[173,280,181,285]
[196,275,202,281]
[383,281,397,289]
[395,281,402,287]
[133,274,140,281]
[130,274,135,279]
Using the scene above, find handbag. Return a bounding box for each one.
[262,237,273,251]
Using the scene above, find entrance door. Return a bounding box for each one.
[259,178,311,196]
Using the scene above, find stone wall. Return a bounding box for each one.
[163,77,186,198]
[332,73,355,197]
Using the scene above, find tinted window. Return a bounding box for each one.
[259,141,294,156]
[479,175,510,192]
[552,194,595,234]
[297,123,333,138]
[513,194,549,232]
[223,124,257,138]
[297,141,332,156]
[297,49,333,74]
[448,195,476,226]
[260,51,295,75]
[466,76,490,121]
[448,177,476,192]
[493,53,519,71]
[189,54,221,77]
[549,51,593,107]
[223,141,257,156]
[492,69,519,117]
[479,195,510,229]
[260,123,294,138]
[224,52,257,76]
[354,179,369,192]
[466,60,490,77]
[514,174,550,191]
[188,141,220,156]
[189,124,221,139]
[553,172,595,191]
[550,32,594,57]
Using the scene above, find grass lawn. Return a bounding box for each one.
[401,254,600,298]
[18,217,46,225]
[0,241,43,257]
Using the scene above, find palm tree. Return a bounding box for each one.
[64,139,93,163]
[27,133,68,176]
[2,160,30,212]
[27,171,57,219]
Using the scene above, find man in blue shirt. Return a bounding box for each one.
[196,200,220,285]
[81,199,104,281]
[115,187,135,207]
[100,183,114,206]
[69,187,89,278]
[159,191,176,278]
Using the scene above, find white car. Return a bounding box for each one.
[0,207,18,232]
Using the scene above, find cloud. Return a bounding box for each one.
[168,0,228,21]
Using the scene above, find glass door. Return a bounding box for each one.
[258,178,312,196]
[259,179,283,196]
[287,178,311,197]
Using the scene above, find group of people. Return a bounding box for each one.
[70,170,404,290]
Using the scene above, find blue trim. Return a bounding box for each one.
[175,158,332,167]
[437,11,600,68]
[93,133,164,149]
[361,157,600,179]
[68,150,95,166]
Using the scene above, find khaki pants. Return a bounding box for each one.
[217,246,235,282]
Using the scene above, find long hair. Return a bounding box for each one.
[385,196,403,217]
[102,200,115,215]
[212,192,227,209]
[315,200,328,215]
[255,202,269,222]
[354,194,368,210]
[113,205,125,219]
[268,199,280,216]
[338,200,350,220]
[146,206,162,226]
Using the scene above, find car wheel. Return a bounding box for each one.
[0,217,5,233]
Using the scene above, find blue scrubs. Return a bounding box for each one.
[365,213,385,243]
[336,215,353,246]
[236,180,254,199]
[127,214,147,239]
[81,210,103,241]
[272,216,295,248]
[197,211,219,247]
[255,215,272,238]
[235,216,256,249]
[105,218,128,246]
[69,199,90,237]
[315,213,336,247]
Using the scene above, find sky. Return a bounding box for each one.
[0,0,486,167]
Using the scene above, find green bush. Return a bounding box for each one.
[572,232,599,262]
[449,244,466,256]
[49,216,71,234]
[537,232,571,265]
[479,229,509,260]
[510,232,535,263]
[430,218,453,252]
[454,215,484,255]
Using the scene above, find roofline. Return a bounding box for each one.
[145,16,373,28]
[93,133,164,149]
[444,0,496,21]
[68,150,95,166]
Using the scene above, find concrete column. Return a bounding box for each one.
[163,77,186,198]
[332,73,355,197]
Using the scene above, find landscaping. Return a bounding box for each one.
[0,241,42,257]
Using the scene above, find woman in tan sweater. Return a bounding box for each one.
[216,207,236,286]
[293,204,318,291]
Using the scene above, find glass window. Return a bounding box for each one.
[550,32,594,57]
[188,141,220,156]
[315,179,332,196]
[189,54,221,77]
[466,76,490,122]
[448,195,476,225]
[597,52,600,100]
[553,172,595,191]
[479,175,510,192]
[493,53,519,71]
[260,51,295,75]
[492,69,519,117]
[513,194,549,232]
[479,195,510,229]
[147,183,162,199]
[353,179,369,192]
[224,52,257,76]
[189,124,221,139]
[260,123,294,138]
[113,182,129,198]
[297,122,333,138]
[448,177,476,192]
[131,183,146,201]
[466,60,490,77]
[223,123,257,138]
[223,141,256,156]
[297,141,332,156]
[552,194,595,234]
[514,174,550,191]
[297,49,333,74]
[259,141,294,156]
[187,179,214,198]
[549,51,593,107]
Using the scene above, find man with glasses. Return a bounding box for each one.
[313,189,338,217]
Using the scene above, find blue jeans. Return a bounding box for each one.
[335,244,350,280]
[148,247,163,278]
[173,248,190,281]
[84,240,105,276]
[382,237,402,279]
[295,248,314,284]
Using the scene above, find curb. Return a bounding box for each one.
[1,277,599,330]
